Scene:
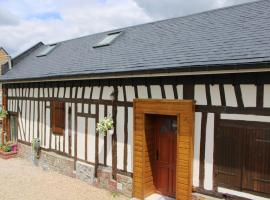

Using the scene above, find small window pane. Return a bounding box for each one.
[93,32,121,48]
[37,44,57,57]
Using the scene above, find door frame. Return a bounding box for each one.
[133,99,195,200]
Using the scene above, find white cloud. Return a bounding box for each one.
[0,0,257,56]
[0,0,151,56]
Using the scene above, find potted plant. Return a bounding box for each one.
[0,106,8,119]
[96,117,114,136]
[0,142,17,159]
[31,138,41,159]
[6,141,17,152]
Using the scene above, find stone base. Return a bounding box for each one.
[17,142,132,197]
[18,142,74,177]
[95,166,133,197]
[18,142,218,199]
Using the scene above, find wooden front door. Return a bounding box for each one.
[155,116,177,197]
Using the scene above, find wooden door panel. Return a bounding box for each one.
[214,126,242,189]
[155,116,177,198]
[243,128,270,194]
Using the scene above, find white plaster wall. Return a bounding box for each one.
[210,85,221,106]
[59,87,64,98]
[34,101,38,139]
[71,87,76,98]
[204,113,215,190]
[127,107,133,172]
[44,88,48,98]
[83,104,89,114]
[102,86,113,100]
[221,114,270,122]
[92,86,101,99]
[195,84,207,105]
[150,85,162,99]
[106,106,113,167]
[264,84,270,108]
[77,87,83,98]
[90,104,96,115]
[118,86,124,101]
[53,87,58,98]
[25,100,30,142]
[29,101,34,142]
[40,88,43,98]
[224,84,237,107]
[240,84,256,107]
[8,88,12,96]
[126,86,135,102]
[77,116,85,160]
[71,103,75,156]
[193,112,202,187]
[164,85,174,99]
[64,103,70,154]
[45,107,50,149]
[21,100,26,141]
[117,106,125,170]
[98,105,105,164]
[87,117,96,163]
[137,85,148,98]
[49,88,53,98]
[65,87,70,98]
[77,103,82,113]
[33,88,37,98]
[84,87,91,99]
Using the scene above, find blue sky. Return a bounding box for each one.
[0,0,256,56]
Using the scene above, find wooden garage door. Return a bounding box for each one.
[214,120,270,196]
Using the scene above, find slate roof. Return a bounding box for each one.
[2,0,270,82]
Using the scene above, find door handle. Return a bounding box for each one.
[156,150,159,160]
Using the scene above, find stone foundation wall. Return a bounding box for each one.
[18,142,218,199]
[95,167,133,197]
[18,142,74,177]
[18,142,132,197]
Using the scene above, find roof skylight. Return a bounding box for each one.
[93,32,122,48]
[37,44,58,57]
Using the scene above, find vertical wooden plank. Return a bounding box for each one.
[206,84,212,106]
[94,103,99,177]
[147,85,152,98]
[199,112,207,188]
[68,105,72,156]
[234,84,244,108]
[173,84,178,99]
[183,84,194,100]
[219,84,226,106]
[112,86,118,179]
[104,105,107,166]
[160,84,166,99]
[257,84,263,108]
[134,84,138,99]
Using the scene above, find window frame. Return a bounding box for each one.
[51,100,65,135]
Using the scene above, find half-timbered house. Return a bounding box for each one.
[1,1,270,200]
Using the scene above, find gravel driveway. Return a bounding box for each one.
[0,158,128,200]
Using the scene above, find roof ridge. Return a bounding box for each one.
[47,0,263,45]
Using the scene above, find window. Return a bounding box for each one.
[51,101,65,135]
[93,32,122,48]
[37,44,58,57]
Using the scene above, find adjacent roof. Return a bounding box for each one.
[2,0,270,82]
